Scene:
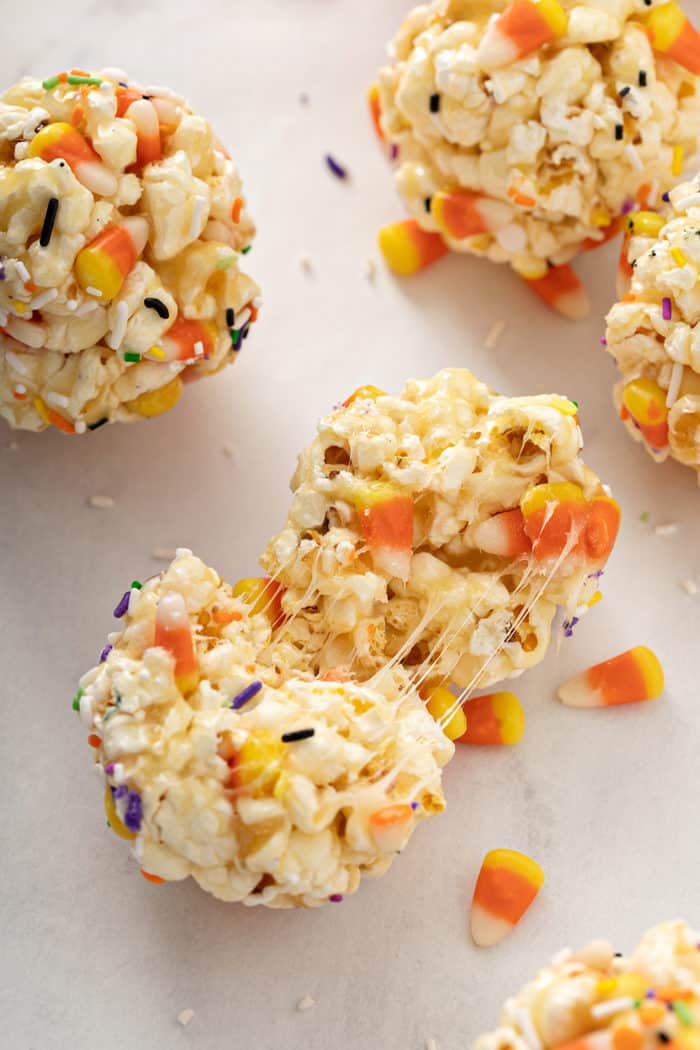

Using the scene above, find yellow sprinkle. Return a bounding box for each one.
[33,395,50,424]
[671,247,688,266]
[672,144,684,177]
[597,978,619,995]
[148,345,165,359]
[13,301,25,315]
[591,209,612,228]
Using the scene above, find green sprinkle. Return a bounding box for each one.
[67,75,102,86]
[72,686,84,712]
[633,1000,641,1009]
[241,245,252,254]
[231,329,240,346]
[639,511,650,522]
[571,400,579,408]
[42,75,60,90]
[673,1001,694,1026]
[216,255,237,270]
[124,351,140,363]
[131,580,142,590]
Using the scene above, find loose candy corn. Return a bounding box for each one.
[457,692,524,746]
[557,646,664,708]
[477,0,568,69]
[645,1,700,75]
[523,264,590,321]
[154,591,199,695]
[75,218,149,301]
[378,219,448,276]
[471,848,544,947]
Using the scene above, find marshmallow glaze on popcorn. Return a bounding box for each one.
[372,0,700,300]
[79,551,452,907]
[472,921,700,1050]
[0,69,259,433]
[605,176,700,478]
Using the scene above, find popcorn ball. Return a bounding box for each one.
[471,920,700,1050]
[371,0,700,317]
[261,369,620,692]
[0,68,259,433]
[605,176,700,477]
[77,551,452,907]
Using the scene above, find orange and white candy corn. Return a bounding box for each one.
[645,1,700,75]
[378,219,448,276]
[557,646,664,708]
[352,482,414,580]
[369,803,414,853]
[157,316,217,363]
[154,591,199,695]
[523,263,590,320]
[471,848,544,947]
[75,217,149,301]
[472,508,532,558]
[126,98,162,167]
[431,191,511,241]
[27,122,117,196]
[458,692,525,746]
[620,377,669,450]
[477,0,568,69]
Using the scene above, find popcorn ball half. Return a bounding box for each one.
[472,920,700,1050]
[77,551,452,907]
[261,370,620,693]
[605,176,700,477]
[0,69,259,433]
[372,0,700,317]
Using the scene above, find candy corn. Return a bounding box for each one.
[125,375,183,418]
[28,122,117,196]
[423,684,468,741]
[557,646,664,708]
[523,263,590,320]
[75,217,149,301]
[581,498,620,561]
[457,692,525,746]
[352,482,414,580]
[369,803,414,852]
[154,591,199,695]
[159,316,217,362]
[645,1,700,75]
[232,577,286,628]
[431,191,511,240]
[521,482,588,560]
[471,848,544,947]
[621,377,669,449]
[477,0,568,70]
[126,98,162,167]
[378,219,448,276]
[343,385,386,407]
[472,508,532,558]
[367,83,384,141]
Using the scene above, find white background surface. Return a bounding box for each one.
[2,2,700,1048]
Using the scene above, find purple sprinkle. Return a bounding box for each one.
[231,680,263,710]
[124,790,143,832]
[600,336,607,346]
[99,643,112,663]
[410,802,420,811]
[325,153,348,180]
[662,297,672,321]
[621,198,635,215]
[587,569,605,579]
[113,589,131,618]
[662,192,670,203]
[111,784,128,800]
[0,258,5,281]
[646,990,657,999]
[329,894,344,902]
[104,762,115,775]
[389,143,399,161]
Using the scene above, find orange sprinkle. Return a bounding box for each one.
[47,407,76,434]
[507,185,536,207]
[87,734,101,748]
[245,663,256,674]
[70,68,91,76]
[212,608,243,624]
[622,294,636,302]
[13,391,27,401]
[70,104,85,126]
[656,987,695,1001]
[57,72,68,83]
[249,304,259,323]
[140,870,165,885]
[612,1027,644,1050]
[639,1003,667,1025]
[25,281,37,293]
[231,196,243,223]
[636,182,652,207]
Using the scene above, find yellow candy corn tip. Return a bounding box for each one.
[481,848,544,888]
[491,691,525,745]
[425,685,467,741]
[645,1,686,51]
[631,645,665,699]
[232,577,271,616]
[238,731,284,788]
[520,481,585,517]
[175,671,199,696]
[125,376,182,418]
[536,0,568,37]
[378,223,421,276]
[104,786,136,840]
[627,211,666,238]
[621,377,668,425]
[352,480,402,510]
[75,247,124,301]
[27,121,74,157]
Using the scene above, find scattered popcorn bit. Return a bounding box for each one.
[176,1008,195,1028]
[484,319,506,350]
[151,547,178,562]
[655,523,679,536]
[426,1040,440,1050]
[299,255,313,274]
[365,258,377,281]
[681,579,698,595]
[88,495,115,509]
[297,996,316,1013]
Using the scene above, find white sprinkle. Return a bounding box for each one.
[88,495,115,509]
[666,361,683,407]
[151,546,177,561]
[296,997,316,1013]
[75,299,98,317]
[176,1008,195,1028]
[299,255,313,273]
[674,191,700,211]
[365,258,376,281]
[6,350,30,375]
[193,340,204,356]
[86,286,103,298]
[14,260,30,283]
[14,383,26,396]
[590,997,635,1020]
[426,1040,440,1050]
[222,442,235,458]
[655,522,679,536]
[624,144,643,171]
[66,299,78,311]
[484,319,506,349]
[0,308,7,326]
[236,307,251,328]
[46,391,70,408]
[190,195,207,239]
[111,762,126,784]
[646,179,659,208]
[515,1008,543,1050]
[31,288,58,310]
[75,420,86,434]
[108,301,129,351]
[681,579,698,595]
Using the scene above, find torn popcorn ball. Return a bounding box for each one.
[0,68,258,433]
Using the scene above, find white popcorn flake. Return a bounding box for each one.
[654,523,679,536]
[176,1008,195,1027]
[681,579,698,595]
[88,495,115,509]
[297,996,316,1012]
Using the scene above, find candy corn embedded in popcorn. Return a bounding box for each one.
[372,0,700,316]
[0,69,259,433]
[605,176,700,478]
[471,920,700,1050]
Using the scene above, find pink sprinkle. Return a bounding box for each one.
[621,198,635,215]
[390,144,399,161]
[600,336,607,346]
[662,297,672,320]
[329,894,344,902]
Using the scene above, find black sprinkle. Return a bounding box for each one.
[39,197,59,248]
[658,1035,671,1043]
[644,0,652,5]
[143,296,169,320]
[619,86,631,98]
[613,952,623,957]
[429,92,440,113]
[226,307,235,327]
[424,197,432,213]
[638,70,647,87]
[87,417,108,431]
[281,728,315,743]
[615,123,624,141]
[242,324,250,340]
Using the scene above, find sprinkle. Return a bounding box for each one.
[515,1008,543,1050]
[625,144,643,171]
[671,247,687,267]
[12,300,26,315]
[66,299,77,310]
[0,259,4,280]
[231,680,263,710]
[619,86,631,98]
[31,288,58,310]
[681,579,698,596]
[410,801,420,810]
[297,997,316,1013]
[484,319,506,349]
[674,999,695,1024]
[147,345,165,359]
[231,328,241,350]
[123,351,140,363]
[99,644,112,663]
[329,894,344,902]
[325,153,348,179]
[424,197,432,213]
[658,1035,671,1044]
[639,511,650,522]
[225,307,235,328]
[131,580,142,589]
[106,300,129,350]
[39,197,59,249]
[190,195,207,239]
[429,92,440,113]
[281,728,315,742]
[143,296,169,319]
[231,196,243,223]
[86,286,103,298]
[67,74,102,85]
[75,419,86,434]
[151,547,177,561]
[177,1009,195,1028]
[124,790,142,832]
[662,191,670,202]
[615,123,624,141]
[655,522,678,536]
[622,198,635,215]
[600,336,608,346]
[389,143,399,160]
[33,395,50,424]
[42,75,60,90]
[666,361,683,407]
[13,384,27,400]
[672,145,684,177]
[72,686,84,712]
[591,998,635,1019]
[662,297,672,320]
[193,341,204,357]
[46,391,70,408]
[639,70,647,87]
[88,417,108,430]
[88,495,115,509]
[14,260,30,283]
[241,244,252,254]
[113,589,132,618]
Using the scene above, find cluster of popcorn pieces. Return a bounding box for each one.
[0,69,259,433]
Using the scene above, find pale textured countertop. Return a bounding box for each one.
[1,2,699,1048]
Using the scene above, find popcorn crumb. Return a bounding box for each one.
[681,579,698,595]
[299,255,313,274]
[484,320,506,350]
[88,495,115,509]
[365,258,377,281]
[654,523,679,536]
[152,547,178,562]
[297,996,316,1012]
[426,1039,440,1050]
[177,1008,195,1027]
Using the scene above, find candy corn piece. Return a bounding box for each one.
[521,482,588,560]
[75,217,149,301]
[557,646,664,708]
[471,848,544,947]
[367,83,384,141]
[378,219,448,276]
[423,684,468,741]
[472,508,532,558]
[27,122,117,196]
[125,375,183,418]
[116,86,144,118]
[580,497,620,561]
[343,384,386,407]
[232,577,286,628]
[431,191,511,240]
[477,0,568,69]
[154,591,199,695]
[126,98,162,167]
[616,232,634,299]
[645,1,700,74]
[352,482,414,580]
[579,216,623,253]
[369,803,414,852]
[158,316,217,362]
[621,377,669,449]
[458,692,525,746]
[523,263,590,320]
